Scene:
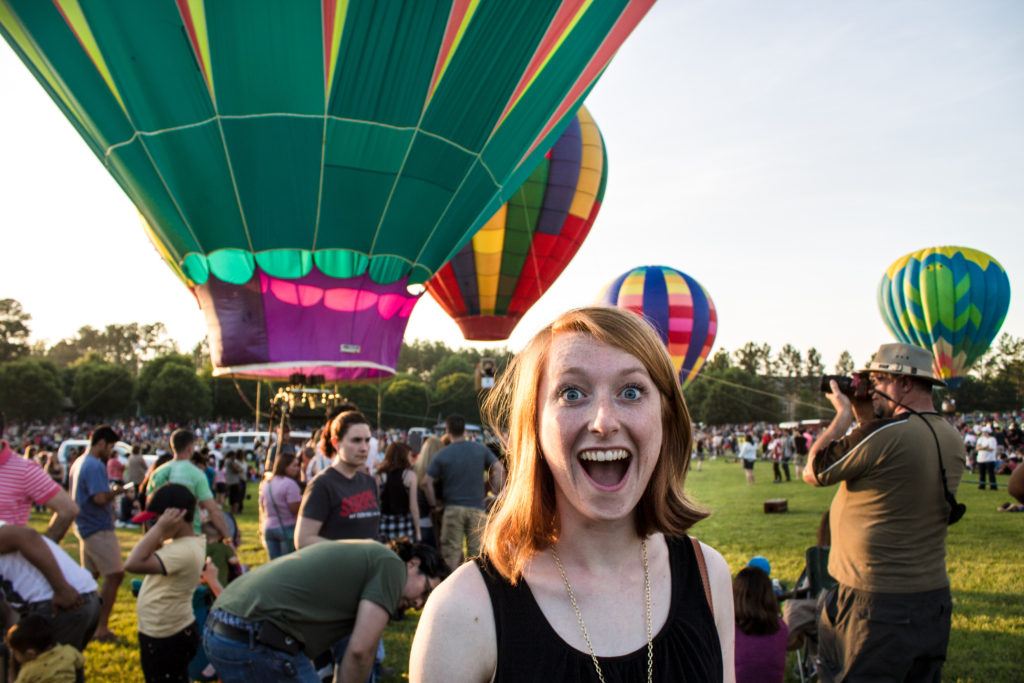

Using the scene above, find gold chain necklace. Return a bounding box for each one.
[551,538,653,683]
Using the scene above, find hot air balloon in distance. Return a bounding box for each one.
[427,106,606,341]
[0,0,657,380]
[878,246,1010,388]
[597,266,718,390]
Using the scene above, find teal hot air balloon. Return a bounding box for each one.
[0,0,657,380]
[878,246,1011,387]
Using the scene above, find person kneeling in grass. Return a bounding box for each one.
[125,484,206,683]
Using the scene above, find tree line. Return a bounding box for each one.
[1,298,1020,428]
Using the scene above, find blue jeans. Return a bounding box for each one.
[331,634,383,683]
[263,525,295,560]
[202,617,318,682]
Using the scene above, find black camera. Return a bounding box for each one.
[819,372,871,400]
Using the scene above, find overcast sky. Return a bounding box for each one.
[2,0,1021,373]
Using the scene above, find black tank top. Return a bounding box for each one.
[475,536,723,682]
[378,470,410,515]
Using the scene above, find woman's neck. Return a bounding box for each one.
[552,509,643,570]
[332,458,360,478]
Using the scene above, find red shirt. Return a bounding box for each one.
[0,441,62,525]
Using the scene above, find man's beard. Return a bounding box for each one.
[873,397,894,419]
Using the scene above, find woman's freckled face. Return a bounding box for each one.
[537,333,662,522]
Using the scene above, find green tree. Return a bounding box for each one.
[430,355,474,386]
[733,342,761,374]
[381,379,430,429]
[46,322,176,370]
[758,343,778,376]
[834,350,854,374]
[398,340,453,377]
[688,367,783,425]
[805,347,824,376]
[431,372,480,424]
[339,382,383,421]
[706,348,731,372]
[71,361,135,418]
[138,353,194,407]
[0,358,64,420]
[0,299,31,362]
[147,364,211,422]
[778,344,803,377]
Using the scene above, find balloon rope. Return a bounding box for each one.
[687,373,835,415]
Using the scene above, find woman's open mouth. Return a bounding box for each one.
[578,449,632,491]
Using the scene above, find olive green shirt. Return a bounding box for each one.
[212,540,405,655]
[813,412,966,593]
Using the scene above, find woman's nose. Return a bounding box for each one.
[588,395,620,435]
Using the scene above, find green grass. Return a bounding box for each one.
[29,459,1023,681]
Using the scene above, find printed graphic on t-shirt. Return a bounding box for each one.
[340,490,378,518]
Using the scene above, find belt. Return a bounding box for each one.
[209,616,304,656]
[210,619,254,645]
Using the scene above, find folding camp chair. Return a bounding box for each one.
[790,545,837,683]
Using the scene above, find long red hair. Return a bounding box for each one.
[481,306,707,582]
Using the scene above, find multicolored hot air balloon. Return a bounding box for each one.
[428,106,606,341]
[597,266,718,389]
[878,246,1011,387]
[0,0,656,379]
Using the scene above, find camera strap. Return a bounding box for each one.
[902,406,966,524]
[871,387,965,524]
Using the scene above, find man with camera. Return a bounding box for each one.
[803,343,966,682]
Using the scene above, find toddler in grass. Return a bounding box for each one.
[6,614,84,683]
[201,521,240,587]
[125,484,206,683]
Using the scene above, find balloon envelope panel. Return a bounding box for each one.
[1,0,654,377]
[597,265,718,389]
[428,106,606,340]
[878,246,1010,388]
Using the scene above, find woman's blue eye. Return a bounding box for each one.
[621,385,644,400]
[560,387,582,402]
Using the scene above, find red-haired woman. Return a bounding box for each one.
[411,306,735,682]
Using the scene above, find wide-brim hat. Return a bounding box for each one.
[857,343,946,387]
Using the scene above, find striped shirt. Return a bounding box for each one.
[0,441,62,526]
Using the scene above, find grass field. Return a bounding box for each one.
[29,457,1023,681]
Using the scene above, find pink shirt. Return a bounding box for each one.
[259,476,301,529]
[0,441,62,526]
[107,457,126,481]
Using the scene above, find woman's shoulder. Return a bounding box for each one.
[410,561,496,682]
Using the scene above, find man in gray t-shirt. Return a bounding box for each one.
[423,415,504,569]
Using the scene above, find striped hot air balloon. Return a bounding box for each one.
[597,265,717,390]
[878,246,1011,388]
[428,106,606,340]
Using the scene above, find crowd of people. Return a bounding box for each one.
[0,308,1022,681]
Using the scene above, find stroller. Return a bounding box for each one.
[783,545,837,682]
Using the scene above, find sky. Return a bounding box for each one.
[2,0,1022,374]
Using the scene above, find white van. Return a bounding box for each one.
[55,440,157,485]
[216,431,275,458]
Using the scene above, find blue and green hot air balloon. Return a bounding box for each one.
[878,246,1011,387]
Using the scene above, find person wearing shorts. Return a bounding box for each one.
[68,425,128,642]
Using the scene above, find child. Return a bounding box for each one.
[125,484,206,683]
[201,521,241,587]
[6,614,84,683]
[733,566,788,683]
